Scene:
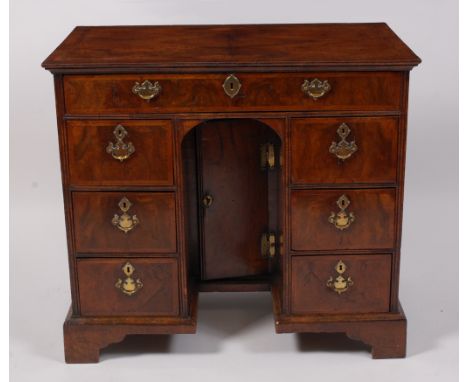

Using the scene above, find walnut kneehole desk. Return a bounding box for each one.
[42,23,421,363]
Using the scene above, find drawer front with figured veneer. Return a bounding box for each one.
[77,258,179,316]
[72,192,177,253]
[290,117,399,185]
[291,189,396,251]
[63,72,403,114]
[291,254,391,314]
[67,120,174,187]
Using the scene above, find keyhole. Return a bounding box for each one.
[230,82,234,90]
[116,126,125,138]
[122,202,127,209]
[338,264,344,272]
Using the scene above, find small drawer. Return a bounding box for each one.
[290,117,398,184]
[291,254,391,314]
[77,258,179,316]
[67,120,174,186]
[63,72,403,114]
[72,192,177,253]
[291,189,396,251]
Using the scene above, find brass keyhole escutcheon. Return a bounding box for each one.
[202,194,214,208]
[112,197,139,233]
[115,261,143,296]
[326,260,354,294]
[223,74,242,98]
[328,194,355,230]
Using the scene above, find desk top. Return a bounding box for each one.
[42,23,420,71]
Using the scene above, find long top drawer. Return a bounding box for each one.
[63,72,403,114]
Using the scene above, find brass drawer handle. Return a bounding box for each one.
[327,260,354,294]
[329,123,357,160]
[112,197,139,233]
[132,80,162,100]
[106,125,135,162]
[115,262,143,296]
[301,78,331,100]
[328,194,355,230]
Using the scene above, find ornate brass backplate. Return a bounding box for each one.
[115,261,143,296]
[106,124,135,162]
[112,197,139,233]
[301,78,331,100]
[328,194,355,230]
[329,123,358,160]
[326,260,354,294]
[222,74,242,98]
[132,80,162,100]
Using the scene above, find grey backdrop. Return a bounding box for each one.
[11,0,458,381]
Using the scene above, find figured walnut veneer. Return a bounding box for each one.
[42,23,420,362]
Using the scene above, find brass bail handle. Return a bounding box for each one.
[329,123,358,160]
[301,78,331,100]
[112,197,139,233]
[328,194,355,230]
[326,260,354,294]
[115,261,143,296]
[132,80,162,100]
[106,124,135,162]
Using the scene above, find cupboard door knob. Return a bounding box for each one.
[112,197,139,233]
[326,260,354,294]
[132,80,162,100]
[106,124,135,162]
[328,194,355,230]
[202,194,214,208]
[115,262,143,296]
[329,123,358,160]
[301,78,331,100]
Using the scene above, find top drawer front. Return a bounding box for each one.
[63,72,403,114]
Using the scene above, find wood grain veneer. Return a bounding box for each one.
[43,23,420,362]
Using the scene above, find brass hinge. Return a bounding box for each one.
[261,232,276,258]
[260,143,275,170]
